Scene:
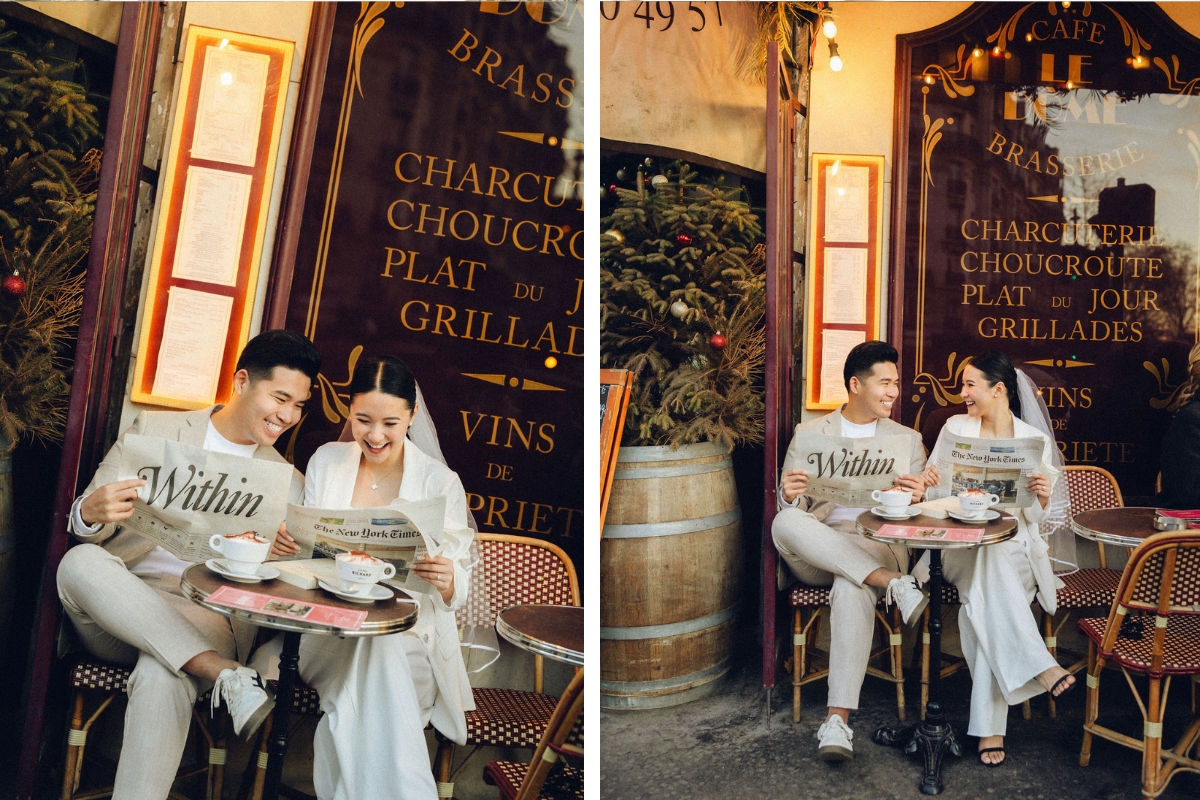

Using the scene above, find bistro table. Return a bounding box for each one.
[857,509,1018,795]
[497,604,584,667]
[1071,506,1163,549]
[181,563,418,800]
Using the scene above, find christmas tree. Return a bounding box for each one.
[0,20,103,448]
[601,163,766,448]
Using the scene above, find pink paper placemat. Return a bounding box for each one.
[874,524,983,543]
[206,585,367,630]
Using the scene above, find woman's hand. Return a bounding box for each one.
[919,464,941,491]
[270,522,298,559]
[412,554,455,604]
[1028,473,1052,508]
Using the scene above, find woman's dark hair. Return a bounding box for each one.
[967,351,1021,419]
[348,355,417,410]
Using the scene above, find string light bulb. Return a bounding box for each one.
[828,41,843,72]
[822,19,837,39]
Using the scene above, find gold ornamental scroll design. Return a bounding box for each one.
[920,45,976,100]
[305,2,403,342]
[281,344,365,463]
[1145,357,1190,410]
[498,130,584,151]
[913,86,953,377]
[910,352,968,435]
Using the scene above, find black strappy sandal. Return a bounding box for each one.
[978,747,1006,767]
[1050,673,1077,699]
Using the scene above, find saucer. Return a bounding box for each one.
[947,508,1000,524]
[206,559,280,584]
[318,579,393,604]
[872,505,920,521]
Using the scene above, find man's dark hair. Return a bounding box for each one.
[235,329,321,384]
[843,340,898,391]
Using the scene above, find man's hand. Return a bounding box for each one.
[894,473,928,502]
[780,468,809,505]
[79,479,147,526]
[270,522,299,559]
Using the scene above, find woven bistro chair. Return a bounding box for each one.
[789,585,908,721]
[1038,466,1128,717]
[1078,530,1200,798]
[434,533,579,800]
[61,658,227,800]
[483,669,583,800]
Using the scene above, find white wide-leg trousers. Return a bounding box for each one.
[941,539,1057,737]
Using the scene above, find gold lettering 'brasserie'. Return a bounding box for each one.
[985,133,1143,176]
[447,29,577,109]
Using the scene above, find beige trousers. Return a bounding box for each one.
[772,507,905,710]
[57,544,236,800]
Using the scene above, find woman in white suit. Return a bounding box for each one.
[923,352,1076,767]
[272,355,474,799]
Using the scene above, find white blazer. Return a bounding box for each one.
[304,439,476,743]
[925,413,1064,614]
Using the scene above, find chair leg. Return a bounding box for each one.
[211,708,228,800]
[249,715,273,800]
[61,690,85,800]
[1022,699,1032,720]
[434,733,456,799]
[891,606,906,722]
[1080,643,1098,767]
[1043,609,1058,719]
[1142,676,1163,798]
[792,610,802,723]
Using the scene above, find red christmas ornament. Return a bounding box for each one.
[709,333,727,350]
[2,273,25,297]
[676,233,693,247]
[608,184,618,195]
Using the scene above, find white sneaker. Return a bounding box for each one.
[817,714,854,761]
[886,574,929,627]
[213,666,275,739]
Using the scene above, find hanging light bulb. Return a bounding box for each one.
[828,41,843,72]
[822,19,837,39]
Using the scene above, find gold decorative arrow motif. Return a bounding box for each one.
[1027,195,1098,203]
[498,130,583,150]
[1025,359,1095,368]
[462,373,564,391]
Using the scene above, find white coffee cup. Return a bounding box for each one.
[872,487,913,511]
[958,490,1000,518]
[335,551,396,596]
[209,532,270,576]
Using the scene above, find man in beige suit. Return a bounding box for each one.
[56,330,320,800]
[772,340,932,762]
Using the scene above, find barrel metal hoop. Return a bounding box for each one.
[600,603,738,641]
[614,458,731,480]
[602,508,741,539]
[599,661,732,709]
[601,659,731,694]
[617,443,730,462]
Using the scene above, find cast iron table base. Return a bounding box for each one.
[872,548,962,795]
[261,630,301,800]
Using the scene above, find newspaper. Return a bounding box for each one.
[284,498,445,594]
[783,433,912,507]
[117,434,294,562]
[934,435,1044,509]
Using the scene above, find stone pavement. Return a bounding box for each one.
[600,637,1200,800]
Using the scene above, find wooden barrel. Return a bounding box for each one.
[0,438,13,645]
[601,442,742,709]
